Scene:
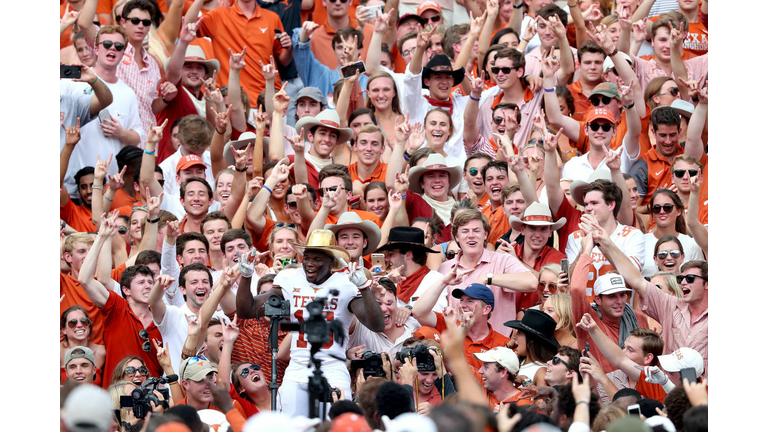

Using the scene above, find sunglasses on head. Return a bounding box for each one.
[286,201,298,209]
[139,329,151,353]
[656,250,681,259]
[125,366,149,376]
[552,356,573,370]
[319,185,345,197]
[491,66,514,75]
[67,317,91,328]
[275,222,297,228]
[126,16,153,26]
[677,274,706,284]
[651,203,675,214]
[468,167,480,176]
[658,87,680,97]
[588,123,613,132]
[238,363,261,378]
[589,95,613,106]
[446,251,458,260]
[100,40,126,51]
[673,169,698,179]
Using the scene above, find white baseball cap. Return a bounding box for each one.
[473,346,520,375]
[594,274,632,296]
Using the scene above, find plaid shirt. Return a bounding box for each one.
[117,43,161,146]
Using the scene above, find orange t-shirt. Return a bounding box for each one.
[197,3,285,106]
[434,313,509,371]
[112,188,138,209]
[648,6,708,57]
[310,17,360,70]
[482,205,510,247]
[566,80,594,122]
[110,262,128,286]
[303,0,360,27]
[636,370,667,403]
[348,161,388,184]
[61,273,106,345]
[61,199,97,233]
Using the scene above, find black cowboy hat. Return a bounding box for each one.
[422,54,465,89]
[504,309,560,352]
[373,226,439,255]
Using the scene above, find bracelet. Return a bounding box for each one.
[162,96,172,104]
[469,95,480,101]
[181,346,196,358]
[576,400,589,406]
[92,184,104,190]
[608,47,618,57]
[567,2,578,7]
[513,2,525,8]
[235,166,247,172]
[216,127,226,134]
[623,101,635,110]
[403,150,411,161]
[543,87,555,93]
[144,149,155,155]
[89,76,99,85]
[147,216,160,224]
[104,195,114,201]
[263,185,273,195]
[523,38,531,43]
[401,193,407,199]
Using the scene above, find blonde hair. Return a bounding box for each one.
[63,232,95,255]
[108,380,137,422]
[269,226,300,259]
[651,271,683,298]
[539,263,567,293]
[592,403,627,432]
[548,294,576,337]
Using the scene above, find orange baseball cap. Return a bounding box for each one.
[418,0,442,15]
[584,107,616,125]
[413,326,441,342]
[176,154,206,173]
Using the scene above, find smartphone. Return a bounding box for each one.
[341,61,366,79]
[371,253,385,274]
[364,5,383,17]
[98,109,112,124]
[60,65,82,79]
[627,404,641,416]
[679,367,698,385]
[584,342,590,357]
[561,258,569,283]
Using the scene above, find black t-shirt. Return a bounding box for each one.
[258,0,301,80]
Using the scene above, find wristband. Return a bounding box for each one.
[92,184,104,190]
[144,149,155,155]
[263,185,273,195]
[147,216,160,224]
[216,127,226,134]
[403,151,411,161]
[576,400,589,406]
[401,193,407,199]
[469,95,480,101]
[181,346,196,358]
[523,38,531,43]
[543,87,555,93]
[623,101,635,110]
[162,96,172,104]
[235,166,248,172]
[513,2,525,8]
[89,76,98,85]
[104,195,113,201]
[608,47,618,57]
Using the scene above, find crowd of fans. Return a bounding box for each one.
[57,0,710,430]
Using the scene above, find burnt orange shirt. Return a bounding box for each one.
[61,273,106,345]
[566,80,594,122]
[434,313,509,371]
[348,161,388,184]
[310,17,360,70]
[482,204,510,247]
[303,0,360,26]
[61,199,97,233]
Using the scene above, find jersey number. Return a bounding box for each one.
[294,310,335,349]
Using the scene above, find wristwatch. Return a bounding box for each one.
[405,304,413,316]
[486,273,494,286]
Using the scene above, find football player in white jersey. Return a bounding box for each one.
[234,229,385,417]
[565,178,645,298]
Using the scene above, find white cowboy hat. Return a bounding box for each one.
[569,169,612,206]
[294,109,354,144]
[508,202,566,232]
[164,45,219,76]
[223,132,270,167]
[407,153,462,194]
[325,212,382,256]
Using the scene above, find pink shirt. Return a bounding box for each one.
[632,54,709,97]
[639,281,708,379]
[117,43,161,146]
[438,249,533,337]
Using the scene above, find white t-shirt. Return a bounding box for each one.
[348,316,421,356]
[640,233,705,278]
[60,74,144,199]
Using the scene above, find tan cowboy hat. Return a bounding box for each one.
[223,132,270,167]
[509,202,566,232]
[407,153,462,194]
[289,229,350,271]
[324,212,382,256]
[294,109,354,144]
[164,45,219,76]
[570,169,612,206]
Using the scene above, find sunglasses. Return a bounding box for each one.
[651,203,675,214]
[589,95,613,106]
[528,138,543,145]
[319,185,345,197]
[491,66,514,75]
[468,167,480,176]
[551,356,574,370]
[588,123,613,132]
[114,14,122,22]
[275,222,297,228]
[286,201,298,209]
[673,169,698,179]
[158,179,165,187]
[238,363,261,378]
[658,87,680,97]
[424,15,441,23]
[100,40,126,51]
[139,329,151,353]
[676,274,706,284]
[124,366,149,376]
[126,17,153,26]
[446,251,458,260]
[538,281,558,292]
[492,116,505,125]
[67,317,92,328]
[656,250,681,259]
[118,226,128,234]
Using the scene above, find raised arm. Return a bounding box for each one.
[77,217,117,309]
[235,249,283,319]
[245,158,293,239]
[260,56,278,116]
[60,120,80,207]
[385,113,411,190]
[685,175,707,258]
[631,0,657,24]
[96,209,119,291]
[61,5,80,36]
[541,123,565,213]
[589,220,647,297]
[217,316,240,389]
[137,189,163,253]
[222,143,250,221]
[335,71,361,128]
[378,189,405,246]
[139,121,168,199]
[227,47,249,134]
[463,74,484,151]
[476,0,498,72]
[440,309,486,405]
[156,0,184,49]
[605,146,634,227]
[268,84,290,162]
[184,0,206,30]
[90,153,112,227]
[166,16,201,86]
[409,26,435,76]
[455,11,485,73]
[76,0,99,44]
[549,16,575,84]
[669,22,689,100]
[210,105,232,178]
[615,3,634,57]
[576,313,641,381]
[567,0,590,48]
[681,82,707,159]
[542,49,580,140]
[364,10,394,74]
[148,274,175,325]
[307,186,340,234]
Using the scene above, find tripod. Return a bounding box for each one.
[263,294,292,411]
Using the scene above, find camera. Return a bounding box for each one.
[119,376,176,419]
[281,258,298,267]
[396,344,436,372]
[350,350,390,379]
[263,294,291,319]
[324,386,341,403]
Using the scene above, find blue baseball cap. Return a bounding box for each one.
[451,283,495,310]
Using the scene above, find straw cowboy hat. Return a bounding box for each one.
[294,109,354,143]
[223,132,270,167]
[569,169,612,206]
[325,212,382,256]
[289,229,350,271]
[509,202,566,232]
[407,153,462,194]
